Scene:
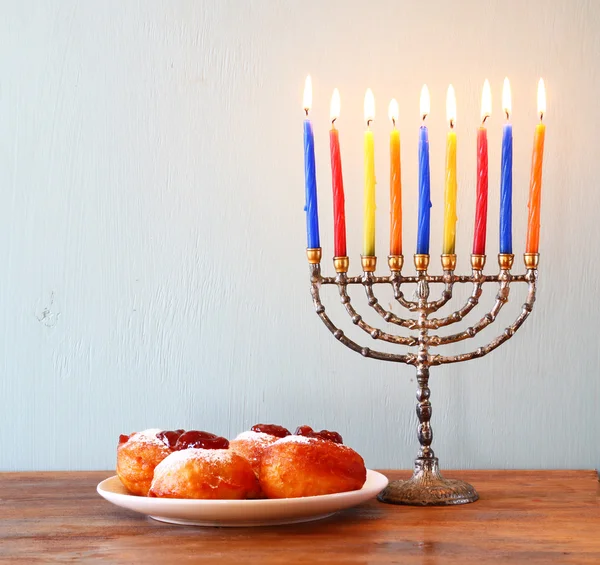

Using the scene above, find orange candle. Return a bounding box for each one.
[526,79,546,254]
[388,99,402,256]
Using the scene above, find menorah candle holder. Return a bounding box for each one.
[307,248,539,506]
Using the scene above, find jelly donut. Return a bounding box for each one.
[117,429,229,495]
[116,429,176,496]
[259,433,366,498]
[149,446,261,500]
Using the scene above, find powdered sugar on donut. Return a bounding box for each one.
[273,434,354,451]
[272,435,318,446]
[128,429,167,448]
[154,448,232,476]
[233,431,277,445]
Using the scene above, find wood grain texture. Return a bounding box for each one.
[1,470,599,564]
[1,0,599,472]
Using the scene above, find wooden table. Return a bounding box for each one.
[1,470,598,564]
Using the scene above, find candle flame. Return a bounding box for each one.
[303,75,312,114]
[502,77,512,119]
[446,84,456,127]
[481,79,492,123]
[364,88,375,125]
[537,78,546,119]
[388,98,399,125]
[330,88,340,122]
[420,84,430,120]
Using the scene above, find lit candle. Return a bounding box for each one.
[473,79,491,256]
[389,99,402,256]
[525,78,546,254]
[417,85,431,255]
[443,85,458,255]
[363,88,376,257]
[329,88,346,258]
[500,78,513,254]
[303,75,320,249]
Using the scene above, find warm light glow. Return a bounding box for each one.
[330,88,340,122]
[364,88,375,124]
[388,98,399,125]
[481,79,492,122]
[446,84,456,126]
[537,78,546,119]
[420,85,430,119]
[502,77,512,119]
[303,75,312,113]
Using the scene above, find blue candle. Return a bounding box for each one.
[500,123,513,254]
[417,126,431,254]
[499,78,513,254]
[304,119,320,248]
[303,76,320,249]
[417,85,431,255]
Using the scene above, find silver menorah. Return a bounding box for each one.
[306,250,539,506]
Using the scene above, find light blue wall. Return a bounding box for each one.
[1,0,598,471]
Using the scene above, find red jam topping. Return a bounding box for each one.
[118,429,228,450]
[251,424,291,438]
[174,430,229,450]
[294,425,343,444]
[156,429,185,448]
[316,429,343,444]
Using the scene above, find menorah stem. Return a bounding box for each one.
[416,287,434,459]
[416,362,434,459]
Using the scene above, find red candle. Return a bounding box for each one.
[329,89,346,257]
[473,80,491,256]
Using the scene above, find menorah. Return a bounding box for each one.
[306,249,539,506]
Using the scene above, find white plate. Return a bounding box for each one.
[97,470,388,527]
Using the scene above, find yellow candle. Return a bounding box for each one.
[363,88,376,257]
[443,85,458,255]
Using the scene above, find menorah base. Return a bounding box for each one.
[377,457,479,506]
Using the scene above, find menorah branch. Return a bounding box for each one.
[431,269,537,365]
[309,262,416,365]
[426,276,484,329]
[428,276,511,346]
[363,275,420,329]
[336,274,418,346]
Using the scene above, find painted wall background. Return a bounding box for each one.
[0,0,598,471]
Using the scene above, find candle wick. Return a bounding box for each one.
[505,110,510,121]
[422,114,427,122]
[449,119,454,129]
[392,118,396,128]
[332,117,337,126]
[481,114,489,125]
[539,111,544,122]
[367,119,372,128]
[304,108,309,117]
